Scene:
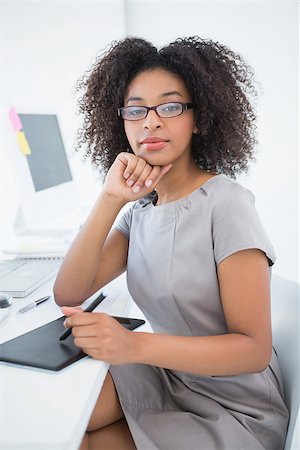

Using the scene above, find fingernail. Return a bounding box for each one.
[127,179,134,186]
[132,185,140,193]
[145,179,153,187]
[124,172,130,179]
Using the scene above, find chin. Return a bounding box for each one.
[138,150,171,166]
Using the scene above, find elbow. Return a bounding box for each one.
[53,289,82,307]
[250,343,273,373]
[53,277,90,307]
[53,281,66,307]
[53,278,77,307]
[254,360,270,374]
[52,270,67,306]
[259,338,273,372]
[259,352,273,373]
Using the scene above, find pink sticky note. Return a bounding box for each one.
[9,107,23,131]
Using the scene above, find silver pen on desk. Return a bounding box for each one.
[17,295,51,314]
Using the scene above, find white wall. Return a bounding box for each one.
[0,0,298,283]
[124,0,299,283]
[0,0,126,234]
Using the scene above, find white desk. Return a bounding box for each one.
[0,272,147,450]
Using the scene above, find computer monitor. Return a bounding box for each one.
[9,112,79,235]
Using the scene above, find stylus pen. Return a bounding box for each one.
[59,292,106,341]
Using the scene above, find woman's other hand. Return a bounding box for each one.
[61,306,138,365]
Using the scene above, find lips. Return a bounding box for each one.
[141,137,168,144]
[140,137,169,151]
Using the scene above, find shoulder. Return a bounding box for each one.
[202,174,254,200]
[204,176,275,266]
[201,175,255,217]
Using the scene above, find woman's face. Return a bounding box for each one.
[123,68,197,168]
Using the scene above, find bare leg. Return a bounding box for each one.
[79,371,136,449]
[79,433,89,450]
[89,419,136,450]
[87,371,124,431]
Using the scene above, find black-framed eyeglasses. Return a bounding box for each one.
[117,102,194,121]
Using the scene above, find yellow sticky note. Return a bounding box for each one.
[16,131,31,155]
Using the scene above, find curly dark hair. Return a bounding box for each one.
[76,36,258,178]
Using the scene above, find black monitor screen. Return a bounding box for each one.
[19,114,72,192]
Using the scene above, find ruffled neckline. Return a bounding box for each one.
[137,174,223,210]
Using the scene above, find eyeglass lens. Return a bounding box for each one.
[119,102,191,120]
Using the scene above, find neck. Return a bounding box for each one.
[155,158,212,206]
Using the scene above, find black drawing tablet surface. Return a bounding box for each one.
[0,316,145,371]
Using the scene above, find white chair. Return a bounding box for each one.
[271,275,300,450]
[125,274,299,448]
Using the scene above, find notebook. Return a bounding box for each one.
[0,315,145,371]
[0,259,62,297]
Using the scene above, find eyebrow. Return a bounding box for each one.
[125,90,183,104]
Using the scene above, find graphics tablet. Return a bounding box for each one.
[0,316,145,371]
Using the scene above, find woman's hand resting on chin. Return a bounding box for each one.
[103,152,172,203]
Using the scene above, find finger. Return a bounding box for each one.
[125,158,147,187]
[64,311,100,328]
[144,163,173,189]
[152,164,173,187]
[131,165,153,193]
[78,344,109,362]
[79,347,101,359]
[61,306,83,316]
[144,165,164,188]
[160,163,173,177]
[121,154,140,181]
[73,336,101,350]
[72,323,98,338]
[61,306,83,328]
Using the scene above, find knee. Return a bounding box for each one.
[86,372,124,431]
[86,422,99,433]
[86,423,93,433]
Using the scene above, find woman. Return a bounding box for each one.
[54,36,288,450]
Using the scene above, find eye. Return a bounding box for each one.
[166,103,180,111]
[161,103,181,113]
[127,107,145,117]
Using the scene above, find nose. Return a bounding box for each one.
[143,109,163,130]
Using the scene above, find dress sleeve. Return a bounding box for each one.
[114,204,135,240]
[213,186,276,267]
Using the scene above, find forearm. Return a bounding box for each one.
[131,332,271,376]
[53,191,126,305]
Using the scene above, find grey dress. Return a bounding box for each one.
[110,175,289,450]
